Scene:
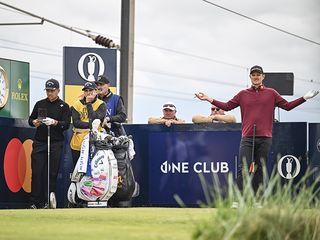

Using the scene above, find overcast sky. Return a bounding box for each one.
[0,0,319,123]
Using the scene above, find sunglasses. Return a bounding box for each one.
[163,104,175,108]
[84,89,94,92]
[211,107,220,111]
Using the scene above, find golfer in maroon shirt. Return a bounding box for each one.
[195,65,319,192]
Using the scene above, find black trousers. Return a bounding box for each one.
[30,140,63,207]
[237,137,272,192]
[71,149,80,168]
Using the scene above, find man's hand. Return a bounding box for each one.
[194,92,212,102]
[92,119,101,131]
[42,117,56,126]
[32,119,42,128]
[102,117,111,129]
[165,119,173,127]
[102,117,110,126]
[85,92,96,103]
[303,90,319,100]
[209,115,216,122]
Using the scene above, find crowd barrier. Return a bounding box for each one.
[0,118,318,208]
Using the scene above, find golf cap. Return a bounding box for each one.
[45,79,59,90]
[82,81,97,91]
[250,65,264,74]
[163,102,176,111]
[95,75,110,85]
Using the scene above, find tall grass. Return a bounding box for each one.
[192,165,320,240]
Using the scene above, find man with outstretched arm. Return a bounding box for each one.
[195,65,319,199]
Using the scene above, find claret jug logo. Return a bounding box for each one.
[317,138,320,153]
[78,53,105,82]
[3,138,33,193]
[277,155,301,179]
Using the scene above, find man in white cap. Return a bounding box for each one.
[148,102,185,127]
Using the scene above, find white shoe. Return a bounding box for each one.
[231,201,239,209]
[49,192,57,209]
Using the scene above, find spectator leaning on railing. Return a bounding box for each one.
[192,104,236,123]
[148,102,185,127]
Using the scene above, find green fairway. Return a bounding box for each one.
[0,208,215,240]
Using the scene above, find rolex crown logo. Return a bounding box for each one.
[17,79,22,91]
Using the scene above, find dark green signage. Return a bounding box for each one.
[0,58,29,119]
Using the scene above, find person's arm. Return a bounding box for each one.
[87,102,106,130]
[71,106,89,129]
[276,90,319,111]
[211,114,236,123]
[148,117,167,124]
[55,103,71,131]
[109,96,127,123]
[171,118,185,124]
[148,117,185,127]
[275,91,305,111]
[194,92,239,111]
[192,115,212,123]
[28,102,42,128]
[87,102,106,122]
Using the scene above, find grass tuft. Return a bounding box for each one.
[192,166,320,240]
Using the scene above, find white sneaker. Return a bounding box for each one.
[231,201,239,209]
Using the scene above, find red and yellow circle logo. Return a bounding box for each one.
[4,138,33,193]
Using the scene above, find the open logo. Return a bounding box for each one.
[277,155,301,179]
[78,53,105,82]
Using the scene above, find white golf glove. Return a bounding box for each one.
[303,90,319,100]
[42,117,55,126]
[92,119,101,131]
[102,117,111,128]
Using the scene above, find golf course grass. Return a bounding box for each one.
[0,207,215,240]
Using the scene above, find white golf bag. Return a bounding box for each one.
[67,121,120,206]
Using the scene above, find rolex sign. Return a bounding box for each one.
[0,58,29,119]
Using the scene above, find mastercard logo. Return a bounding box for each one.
[4,138,33,193]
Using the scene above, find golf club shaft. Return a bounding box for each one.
[47,125,50,208]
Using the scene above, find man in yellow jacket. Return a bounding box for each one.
[70,82,106,167]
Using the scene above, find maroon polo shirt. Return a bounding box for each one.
[212,86,305,137]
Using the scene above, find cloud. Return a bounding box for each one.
[0,0,319,123]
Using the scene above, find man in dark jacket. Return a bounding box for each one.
[28,79,71,209]
[95,75,127,126]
